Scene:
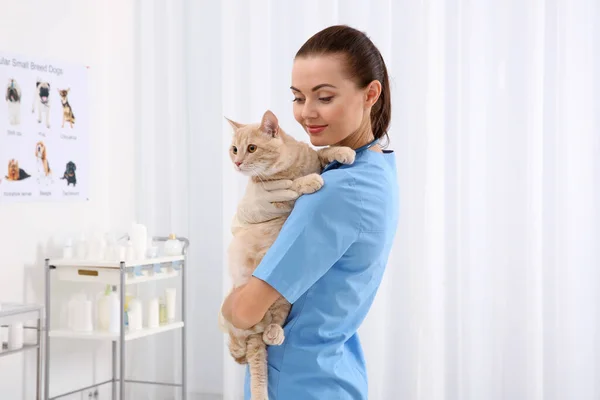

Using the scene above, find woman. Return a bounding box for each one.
[221,25,399,399]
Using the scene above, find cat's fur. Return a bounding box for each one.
[221,110,355,400]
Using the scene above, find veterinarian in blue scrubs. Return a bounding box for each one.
[221,25,399,399]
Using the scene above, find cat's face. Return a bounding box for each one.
[226,110,284,177]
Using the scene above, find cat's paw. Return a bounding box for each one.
[331,147,356,165]
[317,146,356,165]
[262,324,285,346]
[271,202,293,212]
[291,173,324,195]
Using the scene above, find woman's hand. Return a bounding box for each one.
[234,180,299,225]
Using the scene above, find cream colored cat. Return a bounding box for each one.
[221,110,355,400]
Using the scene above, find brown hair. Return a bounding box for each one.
[295,25,391,141]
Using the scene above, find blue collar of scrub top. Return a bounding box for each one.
[322,138,380,173]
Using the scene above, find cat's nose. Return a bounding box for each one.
[235,162,242,167]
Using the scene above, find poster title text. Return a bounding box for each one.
[0,57,63,76]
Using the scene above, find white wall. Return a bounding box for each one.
[0,0,136,398]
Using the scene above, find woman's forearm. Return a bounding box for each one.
[221,285,261,330]
[221,286,243,327]
[221,277,283,330]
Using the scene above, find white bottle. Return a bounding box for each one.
[128,298,142,331]
[164,234,182,256]
[130,223,148,260]
[63,238,74,259]
[96,286,112,331]
[165,288,177,322]
[8,323,24,350]
[75,234,87,259]
[125,240,135,261]
[147,298,159,329]
[108,286,120,334]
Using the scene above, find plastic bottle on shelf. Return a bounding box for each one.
[128,298,142,331]
[96,285,111,331]
[163,234,182,256]
[130,223,148,260]
[159,298,167,326]
[125,240,135,261]
[108,286,120,334]
[75,234,87,259]
[63,238,74,259]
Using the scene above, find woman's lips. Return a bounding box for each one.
[306,125,328,134]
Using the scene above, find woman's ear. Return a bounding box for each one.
[365,80,382,108]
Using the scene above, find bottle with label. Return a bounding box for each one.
[159,298,168,326]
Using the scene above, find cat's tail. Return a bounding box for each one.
[247,333,269,400]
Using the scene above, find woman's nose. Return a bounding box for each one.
[301,102,318,120]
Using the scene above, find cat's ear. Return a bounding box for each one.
[225,117,244,130]
[260,110,279,137]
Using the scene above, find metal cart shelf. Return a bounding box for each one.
[44,236,189,400]
[0,302,44,400]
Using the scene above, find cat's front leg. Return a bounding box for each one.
[268,176,323,210]
[290,173,324,195]
[261,179,293,191]
[235,180,299,225]
[317,146,356,167]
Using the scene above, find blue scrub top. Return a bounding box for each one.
[244,146,399,400]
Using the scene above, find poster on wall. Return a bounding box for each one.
[0,51,88,203]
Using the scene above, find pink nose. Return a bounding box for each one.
[235,162,242,167]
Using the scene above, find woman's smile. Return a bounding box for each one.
[306,124,328,134]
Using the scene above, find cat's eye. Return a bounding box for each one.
[247,144,257,153]
[232,146,238,154]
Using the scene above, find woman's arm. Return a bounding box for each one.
[221,278,282,329]
[222,169,361,328]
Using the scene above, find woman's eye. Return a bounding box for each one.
[248,144,257,153]
[319,96,334,103]
[292,97,305,103]
[232,146,238,154]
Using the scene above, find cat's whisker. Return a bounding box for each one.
[251,167,272,185]
[256,171,269,182]
[249,167,266,183]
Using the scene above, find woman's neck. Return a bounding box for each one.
[335,118,376,150]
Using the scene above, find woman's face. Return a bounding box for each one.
[291,55,371,147]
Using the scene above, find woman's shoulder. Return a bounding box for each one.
[295,168,360,214]
[332,151,397,191]
[325,151,399,232]
[293,151,398,221]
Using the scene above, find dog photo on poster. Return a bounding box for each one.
[0,51,89,202]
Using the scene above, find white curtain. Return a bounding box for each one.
[136,1,600,399]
